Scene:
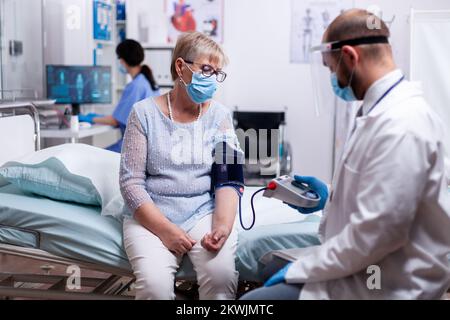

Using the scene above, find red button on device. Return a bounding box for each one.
[267,182,277,190]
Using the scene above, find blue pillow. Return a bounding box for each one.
[0,158,101,206]
[0,175,9,188]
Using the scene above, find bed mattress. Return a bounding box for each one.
[0,184,321,282]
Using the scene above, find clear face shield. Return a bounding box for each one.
[309,42,343,116]
[309,36,390,116]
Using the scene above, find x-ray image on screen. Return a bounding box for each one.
[46,65,112,104]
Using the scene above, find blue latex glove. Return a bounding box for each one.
[289,175,329,214]
[264,263,293,287]
[78,113,102,124]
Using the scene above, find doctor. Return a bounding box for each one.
[242,9,450,300]
[79,39,160,153]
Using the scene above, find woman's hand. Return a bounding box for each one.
[159,224,197,256]
[134,203,197,256]
[203,187,238,253]
[201,225,230,253]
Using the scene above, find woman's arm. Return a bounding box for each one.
[120,109,196,255]
[214,187,239,231]
[202,112,243,252]
[201,186,239,253]
[93,115,119,127]
[120,109,153,212]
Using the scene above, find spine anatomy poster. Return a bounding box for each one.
[291,0,353,64]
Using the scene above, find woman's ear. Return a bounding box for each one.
[175,58,185,78]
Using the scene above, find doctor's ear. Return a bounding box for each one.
[342,46,360,64]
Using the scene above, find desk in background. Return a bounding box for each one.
[41,125,120,146]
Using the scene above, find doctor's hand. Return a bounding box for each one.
[201,225,230,253]
[288,175,329,214]
[160,224,197,257]
[264,262,293,287]
[78,113,102,124]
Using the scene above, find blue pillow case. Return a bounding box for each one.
[0,158,101,206]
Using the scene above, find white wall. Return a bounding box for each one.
[356,0,450,78]
[43,0,94,66]
[126,0,168,46]
[410,10,450,154]
[126,0,450,183]
[219,0,450,182]
[219,0,334,182]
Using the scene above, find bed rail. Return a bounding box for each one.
[0,244,134,300]
[0,101,41,151]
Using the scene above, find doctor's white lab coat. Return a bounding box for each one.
[285,76,450,300]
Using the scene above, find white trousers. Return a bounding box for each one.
[123,214,239,300]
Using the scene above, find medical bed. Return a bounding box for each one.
[0,102,321,300]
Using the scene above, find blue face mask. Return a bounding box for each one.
[330,73,357,102]
[119,64,128,75]
[182,64,218,104]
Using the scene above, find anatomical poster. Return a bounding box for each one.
[93,0,113,41]
[166,0,224,43]
[291,0,353,64]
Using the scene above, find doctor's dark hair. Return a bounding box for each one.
[324,9,391,61]
[116,39,159,91]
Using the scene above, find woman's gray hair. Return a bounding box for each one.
[170,31,228,81]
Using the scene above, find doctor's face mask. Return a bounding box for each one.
[330,52,357,102]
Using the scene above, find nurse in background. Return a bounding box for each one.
[79,39,160,153]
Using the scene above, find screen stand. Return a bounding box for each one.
[71,103,81,116]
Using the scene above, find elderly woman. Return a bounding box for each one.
[119,32,243,300]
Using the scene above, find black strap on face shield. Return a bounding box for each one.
[330,36,389,50]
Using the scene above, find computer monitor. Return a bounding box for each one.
[46,65,112,114]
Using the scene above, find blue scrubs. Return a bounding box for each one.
[107,74,159,153]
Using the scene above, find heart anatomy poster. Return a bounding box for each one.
[166,0,224,43]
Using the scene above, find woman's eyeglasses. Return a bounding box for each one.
[184,60,227,83]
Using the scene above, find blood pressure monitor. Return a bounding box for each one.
[263,175,321,208]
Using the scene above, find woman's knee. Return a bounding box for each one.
[199,258,238,287]
[134,271,176,300]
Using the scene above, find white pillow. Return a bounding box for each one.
[0,144,124,217]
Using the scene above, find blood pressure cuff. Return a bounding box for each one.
[211,142,245,197]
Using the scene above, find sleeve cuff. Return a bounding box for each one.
[215,184,244,197]
[124,192,154,213]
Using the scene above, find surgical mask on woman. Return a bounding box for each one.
[119,63,128,75]
[180,63,218,104]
